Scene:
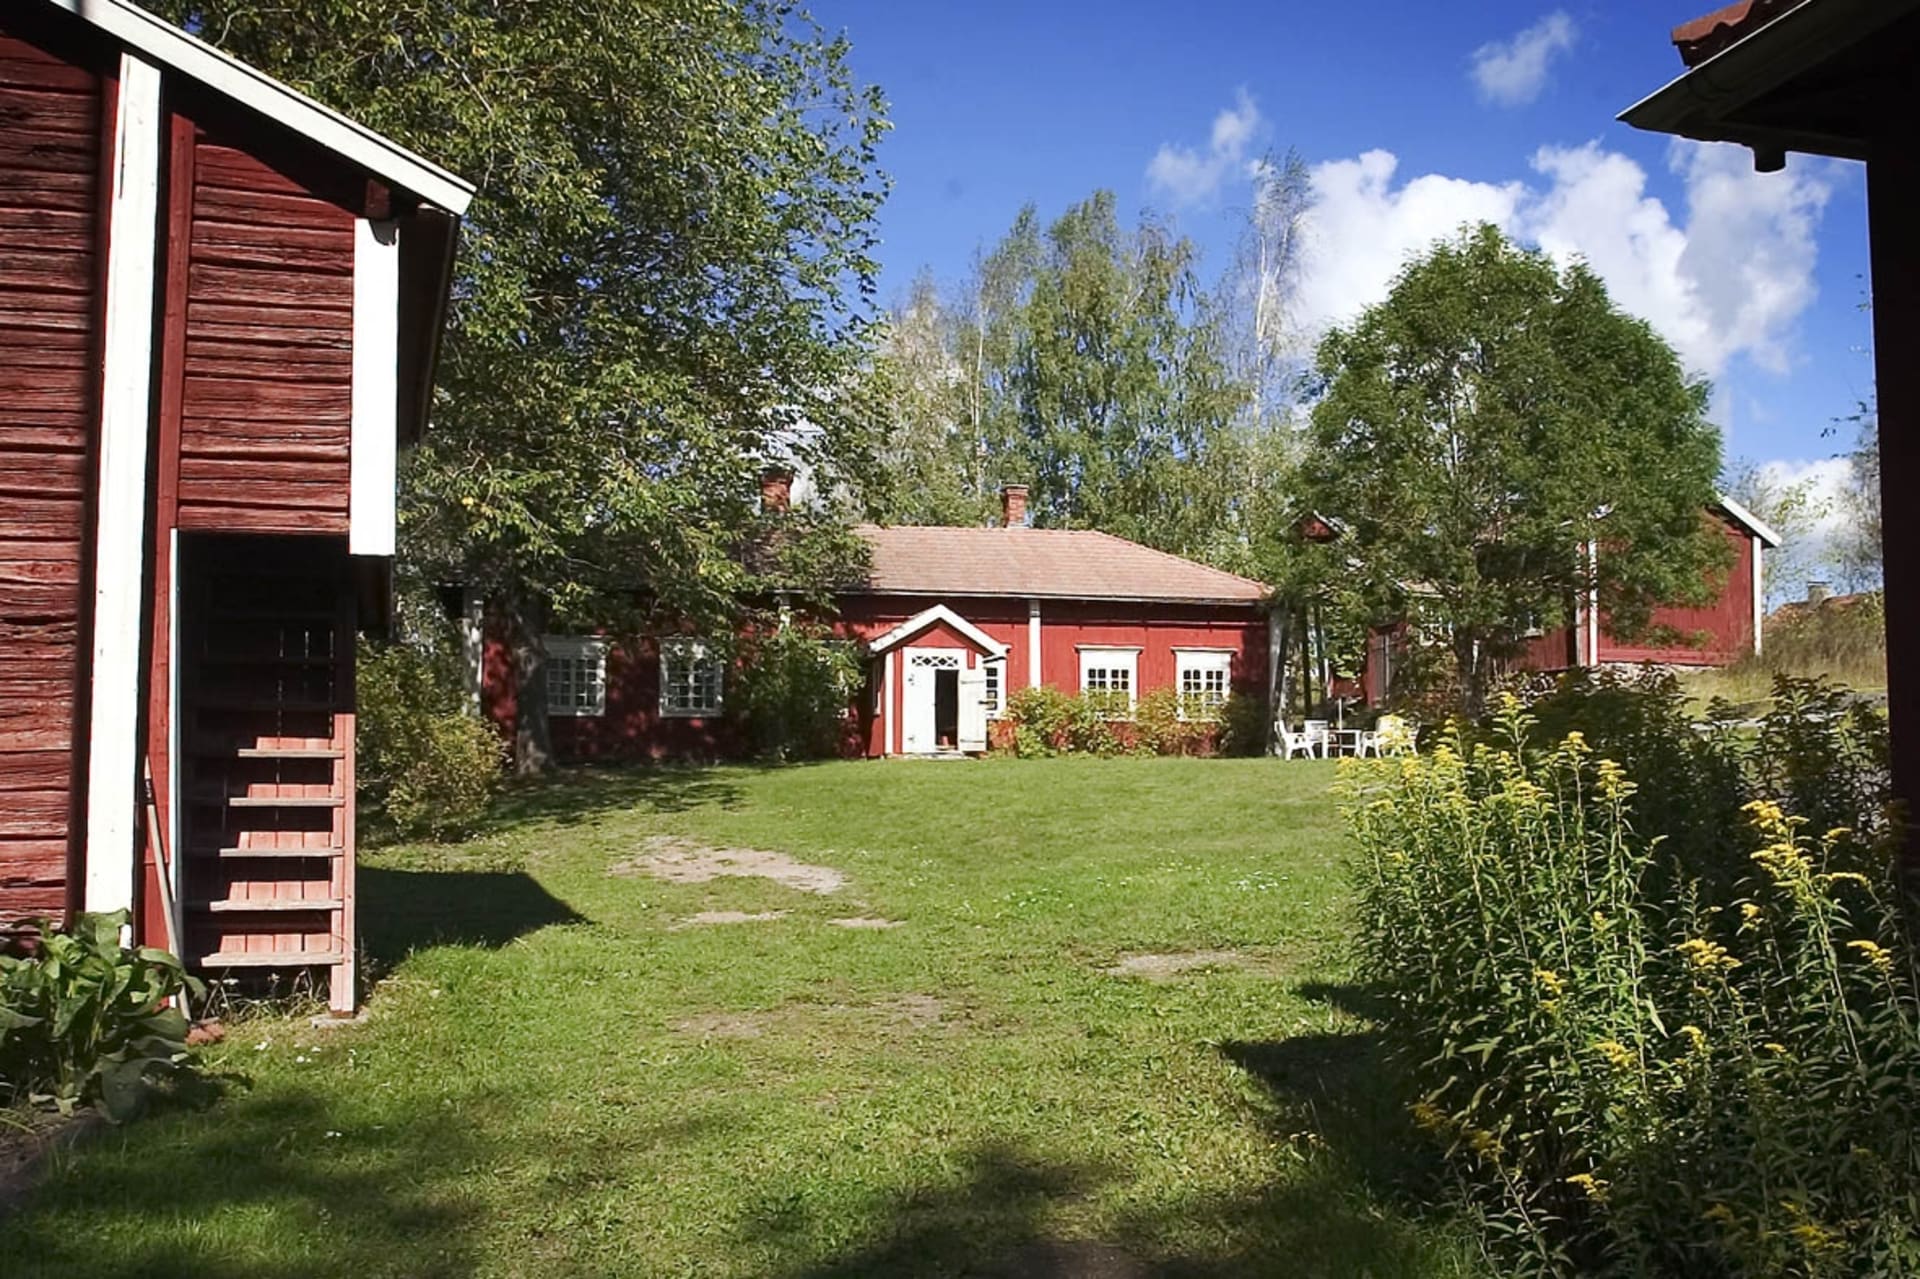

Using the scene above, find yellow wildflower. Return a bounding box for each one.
[1594,757,1635,800]
[1847,939,1895,974]
[1593,1039,1635,1071]
[1824,826,1855,843]
[1680,1024,1708,1054]
[1535,968,1565,998]
[1763,1042,1789,1055]
[1676,937,1742,973]
[1409,1101,1448,1134]
[1824,871,1872,888]
[1702,1202,1736,1225]
[1790,1221,1841,1253]
[1463,1127,1504,1161]
[1565,1172,1610,1203]
[1740,902,1762,923]
[1591,909,1611,932]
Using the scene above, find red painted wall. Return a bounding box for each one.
[1600,519,1756,665]
[481,594,1270,762]
[0,20,107,923]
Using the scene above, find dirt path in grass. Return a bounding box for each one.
[613,834,848,894]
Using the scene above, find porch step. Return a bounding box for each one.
[189,792,343,809]
[191,947,344,968]
[227,747,344,761]
[189,845,343,859]
[190,898,344,914]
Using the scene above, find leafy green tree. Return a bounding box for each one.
[147,0,890,770]
[1303,225,1727,711]
[1724,457,1832,608]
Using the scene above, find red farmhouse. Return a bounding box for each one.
[479,485,1276,760]
[0,0,472,1012]
[1360,498,1783,704]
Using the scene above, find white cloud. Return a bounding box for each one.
[1756,456,1851,539]
[1294,140,1835,379]
[1470,11,1578,107]
[1146,89,1264,208]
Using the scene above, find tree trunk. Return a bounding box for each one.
[501,592,554,776]
[1454,630,1488,721]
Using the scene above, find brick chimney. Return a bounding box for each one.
[1806,580,1832,605]
[1000,484,1029,529]
[759,466,793,514]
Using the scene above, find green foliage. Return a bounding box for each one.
[1305,225,1727,711]
[1347,681,1915,1275]
[149,0,892,767]
[731,624,865,761]
[999,686,1243,757]
[1,912,203,1123]
[357,638,504,841]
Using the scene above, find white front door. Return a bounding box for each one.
[902,647,963,753]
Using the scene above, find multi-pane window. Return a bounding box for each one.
[546,637,608,717]
[660,638,724,716]
[1176,650,1232,720]
[1078,648,1138,718]
[983,658,1005,718]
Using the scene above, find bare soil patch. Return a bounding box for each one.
[828,916,903,930]
[0,1109,104,1218]
[1101,949,1283,982]
[673,1011,771,1040]
[613,835,846,895]
[673,910,789,929]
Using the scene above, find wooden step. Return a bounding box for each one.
[191,898,344,914]
[191,948,344,968]
[193,697,338,713]
[223,747,344,761]
[189,845,344,859]
[189,792,343,809]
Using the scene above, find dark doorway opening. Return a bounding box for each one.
[934,668,960,748]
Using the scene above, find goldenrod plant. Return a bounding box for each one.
[1346,690,1919,1276]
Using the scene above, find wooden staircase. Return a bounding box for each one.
[178,542,355,1009]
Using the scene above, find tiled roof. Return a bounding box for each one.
[851,525,1270,605]
[1671,0,1809,66]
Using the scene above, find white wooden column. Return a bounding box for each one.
[1752,538,1766,656]
[83,54,163,915]
[349,218,400,555]
[1027,599,1042,688]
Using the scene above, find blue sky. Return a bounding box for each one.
[823,0,1875,536]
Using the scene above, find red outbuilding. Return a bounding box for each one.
[0,0,472,1011]
[478,485,1277,760]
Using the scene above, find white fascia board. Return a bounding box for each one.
[350,218,400,555]
[867,604,1009,658]
[83,53,163,915]
[46,0,474,215]
[1717,493,1785,548]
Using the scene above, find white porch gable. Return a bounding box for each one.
[867,604,1009,658]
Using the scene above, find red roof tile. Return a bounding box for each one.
[1671,0,1809,66]
[852,525,1269,605]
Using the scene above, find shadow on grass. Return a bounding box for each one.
[774,1136,1457,1279]
[0,1087,496,1279]
[485,761,755,829]
[358,865,586,969]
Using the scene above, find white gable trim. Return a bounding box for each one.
[868,605,1009,658]
[45,0,474,215]
[1717,493,1784,548]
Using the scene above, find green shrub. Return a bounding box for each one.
[1,912,202,1122]
[1346,685,1916,1276]
[358,638,504,840]
[731,624,864,760]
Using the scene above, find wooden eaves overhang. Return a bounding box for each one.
[1619,0,1920,165]
[46,0,476,447]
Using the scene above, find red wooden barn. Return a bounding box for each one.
[478,484,1276,760]
[1359,498,1783,704]
[0,0,472,1012]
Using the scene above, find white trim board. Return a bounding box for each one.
[867,604,1009,658]
[1027,599,1041,688]
[83,52,163,915]
[44,0,473,214]
[1717,493,1785,548]
[350,218,400,555]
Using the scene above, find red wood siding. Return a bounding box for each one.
[1601,520,1756,665]
[176,122,354,533]
[0,28,104,922]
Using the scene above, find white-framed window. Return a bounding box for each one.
[546,636,608,717]
[1175,649,1233,720]
[660,637,724,717]
[1078,647,1139,718]
[983,657,1006,718]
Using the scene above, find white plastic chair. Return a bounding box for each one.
[1303,719,1331,758]
[1376,714,1416,756]
[1276,722,1318,759]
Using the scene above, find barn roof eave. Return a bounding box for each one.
[45,0,474,215]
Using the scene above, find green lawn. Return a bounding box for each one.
[2,758,1477,1278]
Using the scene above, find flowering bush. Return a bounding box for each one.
[1347,684,1920,1276]
[997,687,1244,757]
